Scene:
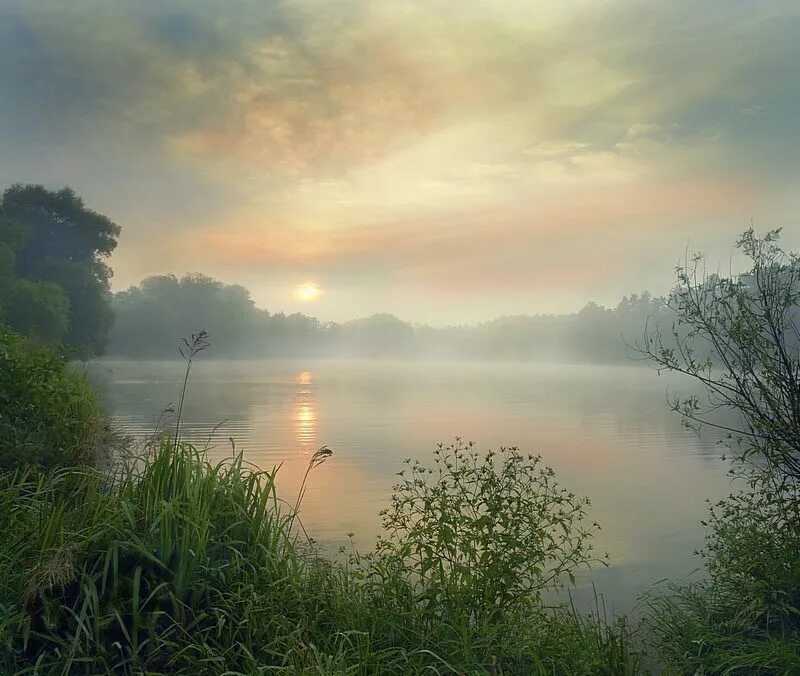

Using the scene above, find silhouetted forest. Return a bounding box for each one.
[108,272,673,362]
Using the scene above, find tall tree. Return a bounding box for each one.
[1,185,120,354]
[640,228,800,480]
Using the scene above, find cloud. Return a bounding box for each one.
[0,0,798,321]
[187,173,758,295]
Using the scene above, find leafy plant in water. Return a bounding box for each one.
[360,439,604,627]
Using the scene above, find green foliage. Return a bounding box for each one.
[2,278,70,342]
[0,212,26,253]
[0,184,120,355]
[644,581,800,675]
[0,435,643,674]
[0,208,23,312]
[644,476,800,675]
[0,328,101,470]
[0,243,14,282]
[335,441,628,674]
[702,478,800,627]
[2,184,119,281]
[39,260,115,356]
[362,441,603,625]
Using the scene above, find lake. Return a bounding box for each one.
[89,359,733,615]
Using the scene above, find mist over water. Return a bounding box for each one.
[91,358,732,615]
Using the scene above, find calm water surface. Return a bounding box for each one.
[89,359,733,615]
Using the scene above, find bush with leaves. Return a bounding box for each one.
[347,440,605,666]
[0,327,102,470]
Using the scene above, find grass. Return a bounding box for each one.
[640,484,800,675]
[642,580,800,675]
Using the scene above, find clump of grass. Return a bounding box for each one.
[643,580,800,675]
[642,478,800,675]
[0,441,295,672]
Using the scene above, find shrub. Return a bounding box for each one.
[0,327,101,469]
[644,476,800,675]
[347,439,611,672]
[373,440,601,614]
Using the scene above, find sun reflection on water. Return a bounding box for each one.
[294,371,316,447]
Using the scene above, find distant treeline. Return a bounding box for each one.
[108,273,673,362]
[0,183,676,362]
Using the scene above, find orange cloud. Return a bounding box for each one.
[182,174,758,299]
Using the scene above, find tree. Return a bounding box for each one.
[109,274,262,357]
[38,260,114,354]
[0,184,120,354]
[338,314,416,357]
[0,205,25,310]
[2,279,70,342]
[640,228,800,481]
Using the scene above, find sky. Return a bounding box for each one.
[0,0,798,324]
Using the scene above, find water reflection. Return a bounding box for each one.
[293,371,317,448]
[294,403,317,447]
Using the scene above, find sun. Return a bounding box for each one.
[296,282,320,302]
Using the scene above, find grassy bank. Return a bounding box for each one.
[0,438,643,674]
[0,327,643,673]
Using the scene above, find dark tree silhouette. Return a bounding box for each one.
[0,185,120,354]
